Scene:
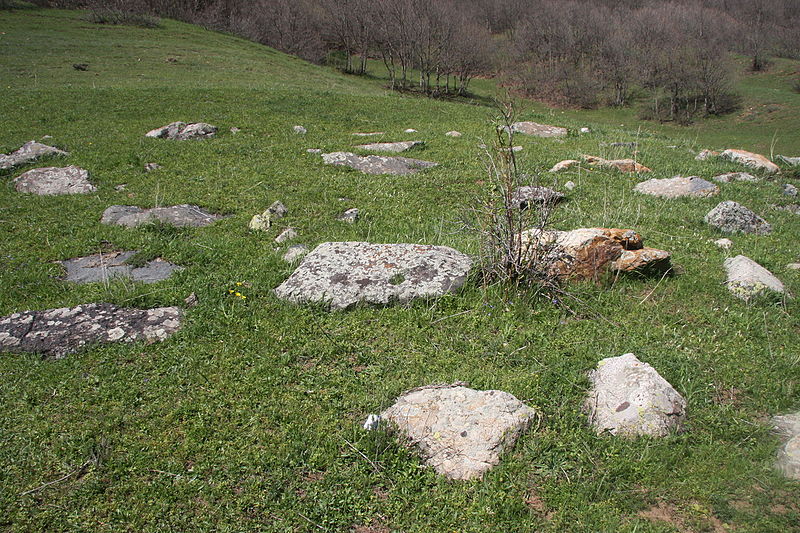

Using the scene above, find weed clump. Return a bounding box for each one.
[85,6,160,29]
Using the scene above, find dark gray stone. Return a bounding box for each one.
[704,201,771,234]
[510,186,565,209]
[145,121,217,140]
[59,251,183,284]
[0,303,182,358]
[101,204,224,228]
[321,152,437,175]
[0,141,68,170]
[784,184,798,197]
[14,166,95,195]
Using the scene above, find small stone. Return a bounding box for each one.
[275,227,297,243]
[510,186,565,209]
[724,255,785,300]
[362,414,381,431]
[183,292,198,308]
[14,166,95,195]
[293,125,307,135]
[580,127,590,133]
[352,132,384,136]
[306,148,322,154]
[774,204,800,215]
[787,263,800,270]
[356,141,424,153]
[721,149,779,174]
[695,149,720,161]
[549,160,579,172]
[771,412,800,480]
[230,127,240,134]
[114,184,127,192]
[583,155,651,173]
[445,131,462,137]
[564,181,576,191]
[713,238,733,249]
[145,121,217,140]
[337,208,359,223]
[783,184,798,197]
[282,244,309,263]
[268,201,288,218]
[144,162,161,172]
[0,140,68,170]
[249,211,271,231]
[585,353,686,437]
[777,155,800,166]
[634,176,718,199]
[404,128,417,133]
[705,201,771,235]
[712,172,758,183]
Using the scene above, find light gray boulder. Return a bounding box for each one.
[145,121,217,140]
[321,152,437,175]
[712,172,758,183]
[60,251,182,284]
[772,412,800,480]
[274,242,472,310]
[101,204,224,228]
[704,201,771,234]
[380,383,536,480]
[0,141,68,170]
[585,353,687,437]
[14,166,95,195]
[723,255,785,300]
[355,141,423,153]
[0,303,182,358]
[509,121,567,138]
[634,176,718,199]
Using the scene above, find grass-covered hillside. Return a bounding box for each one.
[1,8,799,532]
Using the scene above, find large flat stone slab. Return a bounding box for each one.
[0,303,182,358]
[59,251,183,284]
[721,149,779,174]
[380,383,536,480]
[145,121,217,140]
[321,152,437,175]
[273,242,472,310]
[0,141,68,170]
[634,176,718,198]
[704,201,771,235]
[101,204,224,228]
[510,186,565,208]
[509,121,567,137]
[723,255,785,300]
[355,141,424,153]
[585,353,687,437]
[14,166,95,195]
[712,172,758,183]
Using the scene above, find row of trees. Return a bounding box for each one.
[45,0,800,121]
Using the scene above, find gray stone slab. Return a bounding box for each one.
[723,255,785,300]
[101,204,224,228]
[14,166,95,195]
[634,176,718,198]
[59,251,183,284]
[0,141,68,170]
[355,141,424,153]
[321,152,437,175]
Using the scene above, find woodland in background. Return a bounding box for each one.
[32,0,800,124]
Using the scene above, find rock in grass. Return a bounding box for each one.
[321,152,437,175]
[14,166,95,195]
[0,141,68,170]
[564,181,576,190]
[549,160,579,172]
[695,149,719,161]
[510,186,565,209]
[355,141,423,153]
[509,121,567,138]
[144,162,162,172]
[268,201,288,218]
[145,121,217,140]
[774,204,800,215]
[249,211,270,231]
[0,303,182,358]
[723,255,785,300]
[704,201,771,235]
[293,125,307,134]
[777,155,800,166]
[102,204,224,228]
[784,184,798,197]
[445,131,462,137]
[380,383,536,480]
[282,244,309,263]
[787,263,800,270]
[585,353,687,437]
[712,172,758,183]
[275,227,297,243]
[59,251,182,284]
[721,149,779,174]
[352,132,384,137]
[772,412,800,480]
[634,176,718,198]
[713,238,733,249]
[583,155,651,173]
[337,208,359,223]
[274,242,472,310]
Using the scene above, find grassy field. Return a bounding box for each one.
[1,8,799,532]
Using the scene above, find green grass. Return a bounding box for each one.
[1,8,799,532]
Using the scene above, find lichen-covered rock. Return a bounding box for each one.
[695,149,719,161]
[521,227,670,280]
[634,176,718,198]
[249,211,270,231]
[583,155,651,173]
[723,255,785,300]
[712,172,758,183]
[713,238,733,249]
[0,141,68,170]
[721,149,779,174]
[381,383,536,480]
[355,141,423,153]
[509,121,567,138]
[145,121,217,140]
[273,242,472,310]
[549,160,579,172]
[0,303,182,358]
[704,201,771,234]
[59,251,182,284]
[585,353,687,437]
[321,152,437,175]
[14,166,95,195]
[102,204,224,228]
[772,412,800,480]
[510,186,565,209]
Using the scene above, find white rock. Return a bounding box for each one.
[282,244,309,263]
[293,125,307,135]
[404,128,417,133]
[724,255,785,300]
[445,131,462,137]
[564,181,576,191]
[713,238,733,249]
[580,127,591,133]
[362,414,381,431]
[275,227,298,243]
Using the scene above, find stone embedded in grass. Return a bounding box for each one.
[704,201,771,234]
[355,140,424,153]
[784,184,798,197]
[0,303,182,358]
[788,263,800,270]
[321,152,437,175]
[268,201,288,218]
[275,227,297,243]
[306,148,322,154]
[249,211,270,231]
[585,353,687,437]
[14,166,95,195]
[337,208,359,223]
[521,227,671,280]
[282,244,309,263]
[602,141,638,149]
[634,176,718,199]
[445,131,462,137]
[549,160,579,172]
[352,132,384,136]
[773,203,800,215]
[510,186,565,209]
[777,155,800,166]
[380,383,536,480]
[0,141,68,170]
[273,242,472,310]
[144,162,161,172]
[713,238,733,249]
[723,255,785,301]
[293,125,307,134]
[695,149,719,161]
[404,128,417,133]
[712,172,758,183]
[772,412,800,480]
[59,251,183,284]
[564,180,576,190]
[582,155,651,173]
[145,121,217,140]
[721,149,779,174]
[509,121,567,138]
[101,204,224,228]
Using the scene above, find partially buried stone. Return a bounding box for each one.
[508,121,567,138]
[585,353,687,437]
[275,227,297,243]
[784,184,798,197]
[274,242,472,310]
[293,125,307,135]
[60,251,182,284]
[249,211,270,231]
[14,166,95,195]
[633,176,718,198]
[549,160,579,172]
[704,201,771,234]
[145,121,217,140]
[721,149,779,174]
[0,303,182,358]
[268,201,288,218]
[510,186,565,209]
[583,155,651,173]
[713,238,733,249]
[0,141,68,170]
[723,255,785,301]
[695,149,719,161]
[144,162,161,172]
[445,131,462,137]
[712,172,758,183]
[321,152,437,175]
[564,181,576,191]
[355,141,423,153]
[337,208,359,223]
[772,412,800,480]
[102,204,224,228]
[777,155,800,166]
[380,383,536,480]
[282,244,309,263]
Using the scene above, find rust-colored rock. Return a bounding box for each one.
[582,155,651,173]
[612,248,672,275]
